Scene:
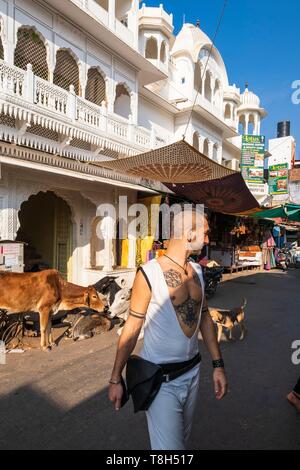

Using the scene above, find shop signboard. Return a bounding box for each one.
[268,163,289,195]
[241,135,265,193]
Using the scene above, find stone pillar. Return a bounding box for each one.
[68,85,77,121]
[107,77,115,114]
[26,64,34,103]
[254,114,261,135]
[208,140,215,160]
[217,145,223,164]
[244,114,249,135]
[102,215,114,272]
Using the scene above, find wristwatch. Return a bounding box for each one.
[212,358,225,369]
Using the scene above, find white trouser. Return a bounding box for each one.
[145,365,200,450]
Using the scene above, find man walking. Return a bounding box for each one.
[109,208,228,450]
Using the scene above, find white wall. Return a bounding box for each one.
[268,137,295,169]
[138,95,174,135]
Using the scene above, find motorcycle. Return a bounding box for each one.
[203,266,224,299]
[275,248,288,271]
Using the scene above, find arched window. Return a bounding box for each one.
[114,83,131,119]
[54,49,80,95]
[14,27,48,80]
[160,41,167,63]
[225,103,231,120]
[194,62,202,92]
[193,132,199,151]
[85,67,106,106]
[239,115,246,135]
[204,72,212,102]
[248,114,255,135]
[203,138,209,157]
[145,37,158,59]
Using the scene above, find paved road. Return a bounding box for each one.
[0,268,299,450]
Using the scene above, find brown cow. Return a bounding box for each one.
[0,269,105,351]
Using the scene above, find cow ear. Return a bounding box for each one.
[120,278,126,288]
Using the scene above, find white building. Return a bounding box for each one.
[268,136,296,170]
[0,0,266,284]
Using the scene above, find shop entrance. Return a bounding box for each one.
[16,191,73,279]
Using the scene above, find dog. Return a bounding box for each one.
[209,298,247,342]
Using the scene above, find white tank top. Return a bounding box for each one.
[139,259,205,364]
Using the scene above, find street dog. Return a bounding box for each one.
[209,298,247,342]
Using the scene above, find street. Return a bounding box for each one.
[0,268,299,450]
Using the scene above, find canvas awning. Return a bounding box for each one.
[98,140,236,183]
[98,140,260,214]
[250,204,300,222]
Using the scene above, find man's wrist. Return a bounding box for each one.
[109,379,122,385]
[110,372,122,383]
[212,358,225,369]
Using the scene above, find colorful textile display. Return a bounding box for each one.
[262,230,276,270]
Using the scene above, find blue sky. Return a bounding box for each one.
[145,0,300,157]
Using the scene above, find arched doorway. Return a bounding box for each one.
[16,191,73,279]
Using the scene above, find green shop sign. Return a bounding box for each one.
[268,163,289,195]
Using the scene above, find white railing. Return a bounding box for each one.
[107,115,128,140]
[76,96,102,128]
[35,76,68,116]
[0,61,26,97]
[136,127,151,147]
[0,59,155,149]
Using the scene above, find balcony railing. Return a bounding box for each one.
[0,60,169,152]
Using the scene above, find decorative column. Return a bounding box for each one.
[244,114,249,135]
[254,114,261,135]
[107,77,116,114]
[68,85,77,121]
[25,64,34,103]
[217,145,223,165]
[208,140,215,160]
[198,135,205,153]
[102,215,114,272]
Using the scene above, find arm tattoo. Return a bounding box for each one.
[163,269,183,288]
[173,298,201,329]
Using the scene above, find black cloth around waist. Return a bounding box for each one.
[124,352,201,412]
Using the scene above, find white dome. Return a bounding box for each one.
[171,23,212,62]
[241,88,260,107]
[171,23,229,86]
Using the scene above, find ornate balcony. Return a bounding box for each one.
[0,60,170,162]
